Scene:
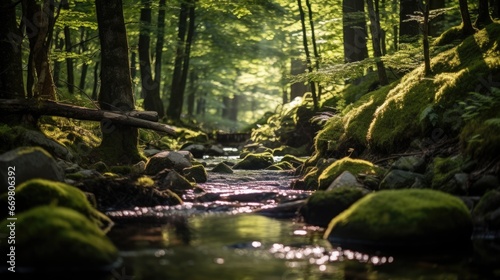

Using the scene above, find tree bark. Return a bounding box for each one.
[167,1,189,120]
[423,1,432,76]
[24,0,57,100]
[366,0,388,85]
[343,0,368,62]
[475,0,493,29]
[0,0,25,100]
[0,99,176,135]
[459,0,476,36]
[95,0,141,164]
[297,0,318,110]
[78,29,89,91]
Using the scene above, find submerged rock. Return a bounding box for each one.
[323,189,473,250]
[0,205,119,269]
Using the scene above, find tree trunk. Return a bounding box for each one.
[492,0,500,19]
[297,0,318,110]
[92,61,99,100]
[178,1,195,112]
[399,0,420,45]
[95,0,141,165]
[475,0,493,29]
[343,0,368,62]
[459,0,476,36]
[167,1,189,121]
[78,29,89,91]
[62,0,74,94]
[290,59,309,100]
[305,0,321,99]
[0,1,25,100]
[366,0,388,85]
[25,0,57,100]
[53,34,64,88]
[423,1,432,76]
[187,71,197,116]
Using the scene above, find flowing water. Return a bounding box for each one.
[103,156,500,280]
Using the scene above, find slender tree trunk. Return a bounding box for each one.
[492,0,500,19]
[423,1,432,76]
[475,0,493,29]
[92,61,99,100]
[290,59,309,99]
[459,0,476,36]
[297,0,318,110]
[366,0,388,85]
[53,33,63,88]
[0,0,25,100]
[167,0,195,120]
[62,0,74,94]
[305,0,321,99]
[24,0,57,100]
[187,71,197,116]
[78,29,89,91]
[343,0,368,62]
[95,0,141,164]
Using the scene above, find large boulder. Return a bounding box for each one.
[0,205,119,269]
[324,189,473,250]
[0,146,65,193]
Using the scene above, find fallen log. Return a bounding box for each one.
[0,98,177,136]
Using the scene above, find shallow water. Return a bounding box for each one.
[103,156,500,280]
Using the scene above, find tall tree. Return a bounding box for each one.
[0,0,25,100]
[94,0,142,164]
[24,0,57,99]
[475,0,493,28]
[167,0,196,121]
[458,0,476,36]
[62,0,74,94]
[305,0,321,98]
[422,0,432,76]
[366,0,388,85]
[139,0,165,118]
[297,0,318,110]
[343,0,368,62]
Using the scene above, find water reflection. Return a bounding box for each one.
[106,213,486,280]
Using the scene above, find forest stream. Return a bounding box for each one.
[99,155,499,280]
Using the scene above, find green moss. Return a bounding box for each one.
[366,23,500,153]
[431,156,464,190]
[0,205,118,267]
[433,25,466,46]
[109,165,133,175]
[135,176,155,187]
[266,161,295,170]
[313,115,344,157]
[460,116,500,161]
[183,164,208,183]
[280,154,306,168]
[233,152,274,170]
[300,186,367,227]
[324,189,473,248]
[0,178,112,229]
[318,157,383,190]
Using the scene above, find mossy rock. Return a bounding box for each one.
[0,178,111,229]
[211,162,234,173]
[318,157,384,190]
[300,186,368,227]
[266,161,295,170]
[324,189,473,250]
[430,156,464,193]
[472,189,500,230]
[0,205,119,268]
[183,164,208,183]
[233,152,274,170]
[280,154,306,168]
